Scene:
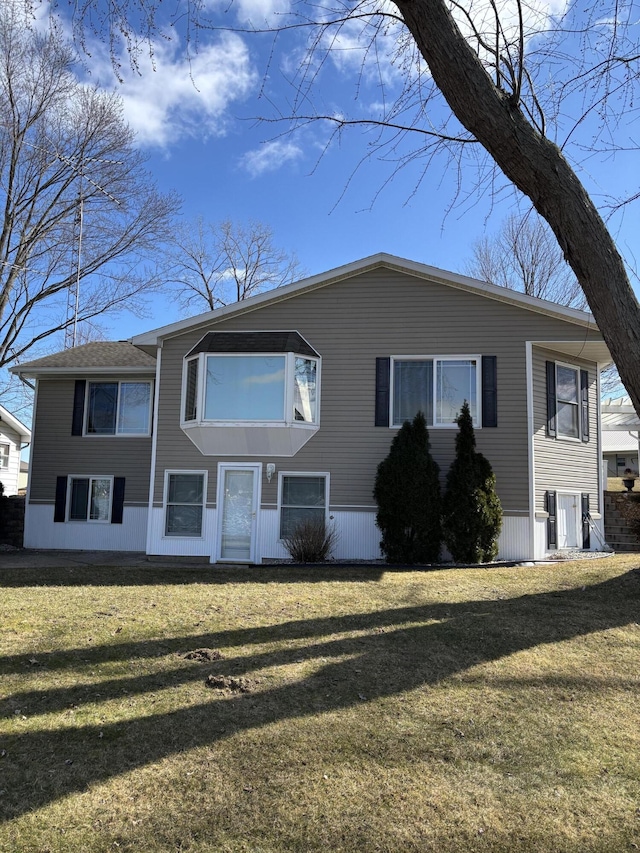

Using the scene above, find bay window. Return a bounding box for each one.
[181,332,321,456]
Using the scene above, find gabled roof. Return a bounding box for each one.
[9,341,156,377]
[0,405,31,440]
[130,253,606,348]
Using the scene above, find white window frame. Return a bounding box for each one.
[163,469,208,539]
[0,443,9,469]
[66,475,113,523]
[277,471,330,540]
[84,380,153,437]
[390,355,481,428]
[181,352,321,428]
[183,356,199,422]
[555,361,581,442]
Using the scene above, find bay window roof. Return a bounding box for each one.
[186,331,319,359]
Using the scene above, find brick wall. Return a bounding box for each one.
[0,495,25,547]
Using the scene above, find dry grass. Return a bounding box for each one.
[607,477,638,493]
[1,557,639,852]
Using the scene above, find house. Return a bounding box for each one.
[18,460,29,494]
[0,405,31,496]
[601,396,640,478]
[10,254,611,561]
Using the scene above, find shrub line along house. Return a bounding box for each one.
[11,254,611,562]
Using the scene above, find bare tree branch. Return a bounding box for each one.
[163,218,304,313]
[0,6,180,368]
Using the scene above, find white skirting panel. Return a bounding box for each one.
[146,506,217,557]
[497,515,532,561]
[24,504,148,551]
[331,510,382,560]
[534,517,549,560]
[533,514,606,560]
[260,510,530,563]
[259,508,383,562]
[258,509,289,561]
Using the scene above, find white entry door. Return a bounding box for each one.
[557,493,580,548]
[216,465,261,562]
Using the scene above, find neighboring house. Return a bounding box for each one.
[18,460,29,494]
[0,405,31,496]
[601,396,640,477]
[11,254,611,561]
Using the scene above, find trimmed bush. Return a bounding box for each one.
[373,411,441,563]
[442,401,502,563]
[282,517,337,562]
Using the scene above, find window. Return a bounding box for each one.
[293,357,317,423]
[165,472,205,537]
[392,357,479,427]
[555,365,579,438]
[184,358,199,421]
[183,352,320,425]
[0,444,9,469]
[68,476,112,522]
[86,381,151,435]
[205,355,286,421]
[279,474,328,537]
[546,361,589,442]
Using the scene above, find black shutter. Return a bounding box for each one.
[481,356,497,427]
[546,362,557,438]
[72,380,86,436]
[54,476,67,522]
[546,490,557,548]
[580,370,590,442]
[581,493,590,548]
[111,477,126,524]
[375,357,391,427]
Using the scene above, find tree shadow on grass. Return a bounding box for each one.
[0,568,638,822]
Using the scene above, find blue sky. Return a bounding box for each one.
[30,0,640,343]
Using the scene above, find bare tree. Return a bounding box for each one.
[0,8,179,369]
[48,0,640,414]
[165,218,304,314]
[466,212,585,309]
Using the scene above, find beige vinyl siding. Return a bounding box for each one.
[29,378,152,505]
[152,267,605,513]
[532,346,600,513]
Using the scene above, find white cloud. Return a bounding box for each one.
[87,33,257,149]
[240,139,303,176]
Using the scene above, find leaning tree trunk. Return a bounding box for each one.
[393,0,640,416]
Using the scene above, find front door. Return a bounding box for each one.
[216,465,261,562]
[557,492,579,548]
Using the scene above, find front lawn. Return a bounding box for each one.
[1,557,639,852]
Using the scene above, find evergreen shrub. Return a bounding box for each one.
[373,411,441,563]
[442,401,502,562]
